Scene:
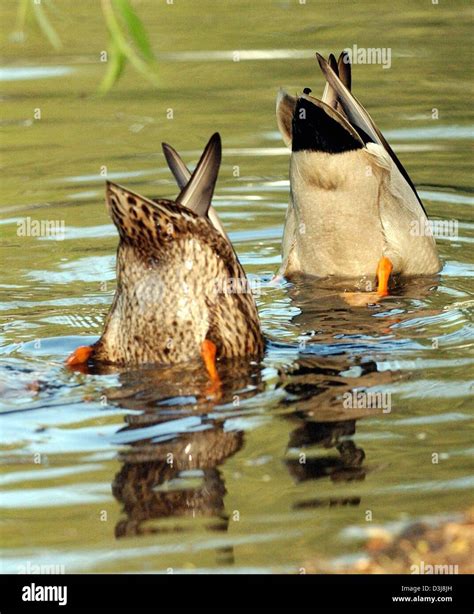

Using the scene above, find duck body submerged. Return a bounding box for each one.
[69,134,264,368]
[277,51,441,287]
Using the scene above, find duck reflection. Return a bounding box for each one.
[266,273,431,511]
[107,360,262,550]
[285,273,440,342]
[105,344,396,547]
[278,354,396,510]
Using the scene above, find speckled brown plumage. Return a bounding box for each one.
[90,174,264,366]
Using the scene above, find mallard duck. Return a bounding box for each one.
[276,51,441,295]
[66,134,264,384]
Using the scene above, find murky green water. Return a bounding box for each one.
[1,1,473,573]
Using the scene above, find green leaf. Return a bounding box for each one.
[13,0,160,93]
[112,0,155,63]
[98,39,127,95]
[100,0,159,92]
[32,0,62,50]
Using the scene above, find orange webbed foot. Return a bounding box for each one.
[201,339,221,398]
[376,257,393,297]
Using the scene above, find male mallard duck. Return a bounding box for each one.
[276,51,441,295]
[66,134,264,384]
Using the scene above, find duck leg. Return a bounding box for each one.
[201,339,221,395]
[376,256,393,297]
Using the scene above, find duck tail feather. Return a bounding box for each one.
[321,53,339,109]
[162,143,191,189]
[337,50,352,91]
[316,52,425,209]
[276,88,297,148]
[176,133,221,217]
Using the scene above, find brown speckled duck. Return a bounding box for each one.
[276,51,441,295]
[66,133,264,384]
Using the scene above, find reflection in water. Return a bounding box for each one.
[273,276,415,510]
[113,428,241,542]
[107,361,262,568]
[107,342,396,555]
[286,274,440,343]
[280,355,395,511]
[281,357,375,512]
